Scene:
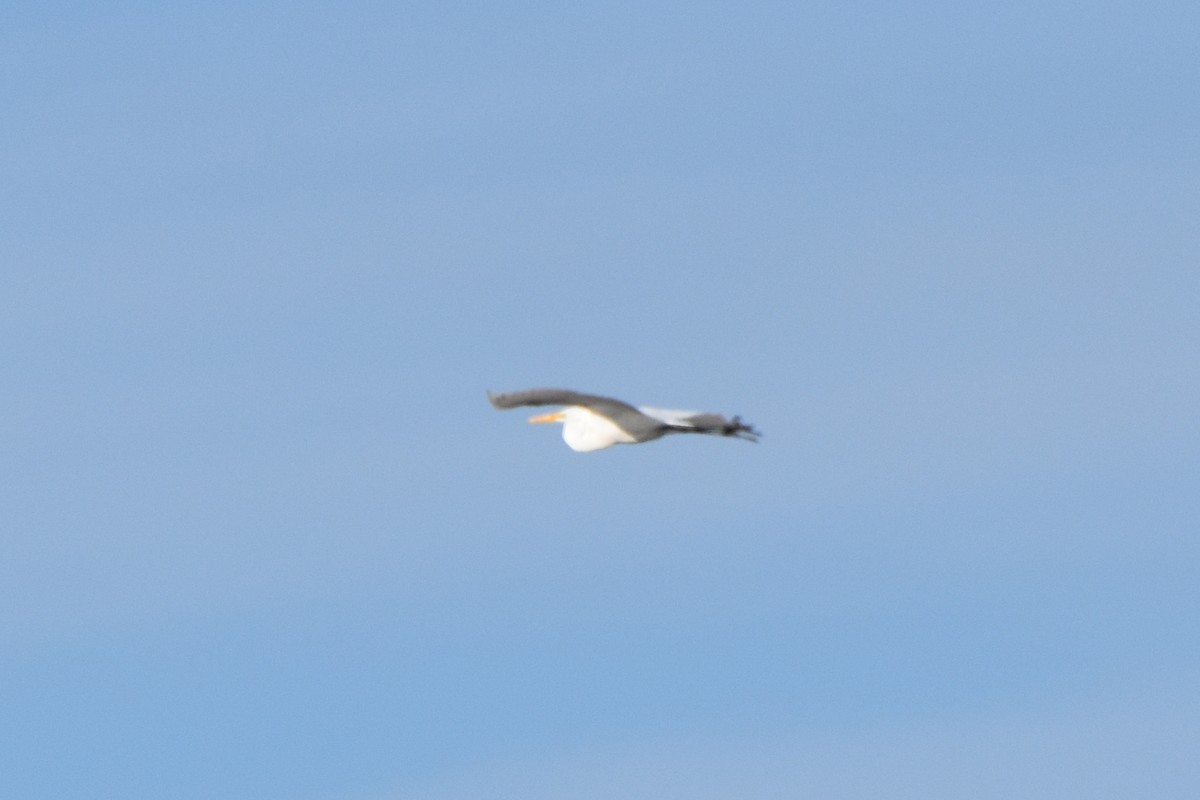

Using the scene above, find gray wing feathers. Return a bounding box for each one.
[487,388,666,441]
[487,388,641,416]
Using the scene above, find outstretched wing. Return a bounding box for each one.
[487,388,643,419]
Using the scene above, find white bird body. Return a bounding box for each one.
[488,388,760,452]
[545,406,638,452]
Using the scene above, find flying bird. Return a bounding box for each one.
[487,388,760,452]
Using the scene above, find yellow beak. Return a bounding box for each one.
[528,411,564,424]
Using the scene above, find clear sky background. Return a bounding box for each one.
[3,3,1198,798]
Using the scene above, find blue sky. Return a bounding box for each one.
[3,2,1198,798]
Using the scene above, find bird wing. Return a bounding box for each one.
[487,388,643,418]
[636,406,703,426]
